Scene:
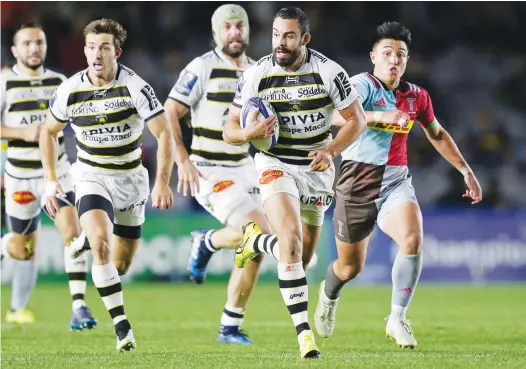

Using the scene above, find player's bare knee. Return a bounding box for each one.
[61,227,80,247]
[89,234,111,262]
[400,232,423,255]
[335,260,362,281]
[8,235,36,260]
[278,228,302,262]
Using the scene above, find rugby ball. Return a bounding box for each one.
[240,97,279,151]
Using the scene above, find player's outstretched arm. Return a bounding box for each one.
[164,99,203,196]
[39,114,67,217]
[331,109,410,128]
[423,121,482,204]
[147,114,175,210]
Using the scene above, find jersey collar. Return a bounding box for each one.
[81,64,121,87]
[368,72,409,92]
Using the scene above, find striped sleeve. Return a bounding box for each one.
[128,74,164,122]
[326,62,358,111]
[48,79,70,123]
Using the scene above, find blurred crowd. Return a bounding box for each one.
[2,1,525,210]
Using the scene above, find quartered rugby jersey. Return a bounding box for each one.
[1,65,69,178]
[340,72,436,198]
[169,48,255,165]
[233,48,358,165]
[49,64,164,173]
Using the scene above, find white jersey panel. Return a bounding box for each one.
[233,49,358,165]
[1,66,70,178]
[49,64,164,174]
[168,48,255,165]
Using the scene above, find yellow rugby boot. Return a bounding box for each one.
[298,330,321,359]
[234,222,261,268]
[5,309,36,324]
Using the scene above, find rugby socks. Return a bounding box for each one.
[323,261,347,300]
[10,258,38,311]
[252,233,280,261]
[64,246,88,311]
[197,229,218,260]
[390,251,423,320]
[203,230,218,253]
[278,262,311,336]
[92,262,131,333]
[219,305,244,334]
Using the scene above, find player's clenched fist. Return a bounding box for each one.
[377,110,411,127]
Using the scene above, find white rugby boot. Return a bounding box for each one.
[385,316,418,349]
[314,280,339,338]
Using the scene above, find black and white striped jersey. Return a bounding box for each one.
[233,49,358,166]
[168,48,255,165]
[49,64,164,174]
[1,65,70,178]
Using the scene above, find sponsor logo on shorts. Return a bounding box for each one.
[366,120,415,134]
[299,194,333,207]
[259,170,284,185]
[119,198,147,212]
[12,191,36,205]
[213,180,234,193]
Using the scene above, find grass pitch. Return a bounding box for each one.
[2,283,525,368]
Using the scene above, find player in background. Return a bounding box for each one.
[165,4,271,344]
[0,23,97,330]
[40,18,174,351]
[314,22,483,348]
[224,7,366,358]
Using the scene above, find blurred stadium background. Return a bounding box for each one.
[1,2,525,368]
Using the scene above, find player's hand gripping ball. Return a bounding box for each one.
[240,97,279,151]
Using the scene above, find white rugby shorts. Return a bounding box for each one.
[71,162,150,227]
[254,153,335,227]
[5,172,75,220]
[193,158,262,227]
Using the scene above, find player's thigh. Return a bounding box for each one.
[48,175,80,245]
[52,199,81,245]
[76,180,115,253]
[378,181,423,254]
[264,193,302,261]
[4,175,41,256]
[255,153,302,239]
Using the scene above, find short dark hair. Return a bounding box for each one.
[274,7,310,35]
[83,18,127,49]
[13,22,43,44]
[373,21,411,49]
